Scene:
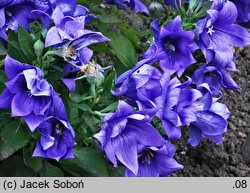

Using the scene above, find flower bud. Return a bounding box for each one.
[149,2,164,19]
[34,39,44,57]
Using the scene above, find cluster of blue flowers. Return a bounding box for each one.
[94,0,250,177]
[0,0,108,160]
[0,0,249,177]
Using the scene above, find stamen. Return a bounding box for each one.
[207,26,215,36]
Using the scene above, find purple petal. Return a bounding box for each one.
[162,120,181,140]
[61,77,76,93]
[62,147,74,159]
[4,56,31,80]
[45,26,62,47]
[165,16,182,32]
[45,139,68,160]
[24,114,46,132]
[0,88,14,109]
[126,123,165,147]
[32,141,46,158]
[151,19,160,38]
[113,134,138,175]
[195,111,227,136]
[188,125,202,147]
[11,93,35,117]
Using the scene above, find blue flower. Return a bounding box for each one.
[0,56,56,131]
[231,0,250,25]
[0,0,48,42]
[187,85,230,146]
[33,93,76,161]
[112,56,163,107]
[94,100,165,175]
[125,141,183,177]
[196,0,250,64]
[192,60,240,92]
[144,16,198,76]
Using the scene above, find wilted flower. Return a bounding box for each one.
[0,56,54,131]
[61,47,93,92]
[94,100,165,175]
[196,0,250,64]
[106,0,149,14]
[33,93,75,161]
[144,16,198,76]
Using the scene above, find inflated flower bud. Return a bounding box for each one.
[149,2,164,19]
[34,39,44,57]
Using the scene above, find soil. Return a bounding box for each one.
[173,47,250,177]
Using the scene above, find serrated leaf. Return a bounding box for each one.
[0,121,31,161]
[18,26,36,62]
[23,144,43,172]
[73,147,109,177]
[39,161,64,177]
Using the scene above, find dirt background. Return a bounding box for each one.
[172,47,250,177]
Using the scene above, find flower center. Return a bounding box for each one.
[206,26,215,36]
[164,41,176,54]
[63,46,75,59]
[138,149,154,164]
[55,123,64,136]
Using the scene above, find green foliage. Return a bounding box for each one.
[23,144,43,172]
[39,161,64,177]
[0,121,31,161]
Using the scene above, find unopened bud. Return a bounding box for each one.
[149,2,164,19]
[34,39,44,57]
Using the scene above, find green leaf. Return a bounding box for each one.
[59,159,92,177]
[109,32,137,69]
[39,161,64,177]
[18,26,36,62]
[118,24,141,49]
[109,166,125,177]
[73,147,109,176]
[70,93,94,104]
[23,144,43,172]
[0,70,7,83]
[83,115,100,132]
[100,102,118,113]
[77,103,92,113]
[7,30,28,63]
[97,14,121,24]
[100,71,115,100]
[0,42,7,56]
[0,155,36,177]
[0,121,31,161]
